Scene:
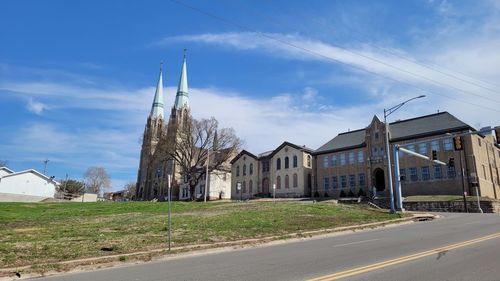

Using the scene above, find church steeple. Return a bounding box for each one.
[174,49,189,109]
[150,63,164,119]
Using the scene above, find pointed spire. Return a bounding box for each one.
[150,62,164,119]
[174,49,189,109]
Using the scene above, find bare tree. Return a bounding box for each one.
[84,166,111,195]
[163,117,242,200]
[123,182,136,200]
[0,160,8,167]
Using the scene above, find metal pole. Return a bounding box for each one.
[167,175,172,252]
[475,185,483,213]
[43,159,49,175]
[394,145,403,211]
[384,112,396,213]
[204,149,209,203]
[273,184,276,203]
[459,151,468,212]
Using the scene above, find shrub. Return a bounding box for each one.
[339,190,346,197]
[357,188,366,197]
[347,190,355,197]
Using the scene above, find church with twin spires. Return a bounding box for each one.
[135,52,232,201]
[135,52,191,201]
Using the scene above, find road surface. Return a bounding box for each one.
[36,213,500,281]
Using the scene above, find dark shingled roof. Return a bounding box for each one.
[314,112,473,155]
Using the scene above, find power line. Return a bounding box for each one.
[169,0,500,113]
[229,0,500,100]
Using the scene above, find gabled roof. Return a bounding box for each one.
[268,141,314,158]
[1,169,60,185]
[0,167,14,174]
[315,112,474,155]
[314,129,366,155]
[230,150,259,164]
[389,111,472,141]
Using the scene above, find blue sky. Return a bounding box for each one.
[1,0,500,191]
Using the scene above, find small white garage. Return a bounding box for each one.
[0,167,59,202]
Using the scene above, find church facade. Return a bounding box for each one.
[135,53,232,201]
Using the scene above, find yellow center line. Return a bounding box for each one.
[308,232,500,281]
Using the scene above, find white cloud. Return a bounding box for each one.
[27,98,48,114]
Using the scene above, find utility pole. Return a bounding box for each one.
[43,159,49,175]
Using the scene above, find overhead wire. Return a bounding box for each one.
[169,0,500,113]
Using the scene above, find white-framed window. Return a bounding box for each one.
[357,150,364,163]
[323,156,329,168]
[348,152,354,165]
[332,176,338,189]
[431,140,440,152]
[349,174,355,187]
[443,138,453,151]
[359,173,365,186]
[422,166,430,181]
[331,155,337,167]
[434,165,442,179]
[340,153,346,166]
[323,177,330,190]
[341,176,347,188]
[418,143,427,155]
[410,167,418,182]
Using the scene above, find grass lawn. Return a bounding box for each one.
[0,201,401,270]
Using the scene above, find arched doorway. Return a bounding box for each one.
[262,178,270,194]
[373,168,385,192]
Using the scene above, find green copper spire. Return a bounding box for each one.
[150,62,164,119]
[174,49,189,109]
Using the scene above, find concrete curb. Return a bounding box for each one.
[0,212,436,279]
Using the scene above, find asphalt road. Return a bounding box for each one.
[36,213,500,281]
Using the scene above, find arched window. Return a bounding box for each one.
[293,173,298,188]
[249,163,253,175]
[243,164,247,176]
[242,181,246,193]
[236,166,240,177]
[285,157,289,169]
[276,176,281,189]
[307,155,311,167]
[285,175,290,188]
[276,158,281,170]
[293,155,298,168]
[249,180,253,193]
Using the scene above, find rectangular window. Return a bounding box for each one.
[408,144,416,152]
[431,140,440,152]
[400,168,406,181]
[447,166,456,178]
[323,156,329,168]
[410,167,418,182]
[348,152,354,165]
[331,155,337,167]
[323,177,330,190]
[444,138,453,151]
[332,176,338,189]
[359,173,365,187]
[340,153,346,166]
[349,174,355,187]
[341,176,347,188]
[422,166,430,181]
[358,150,364,163]
[418,143,427,155]
[433,165,442,179]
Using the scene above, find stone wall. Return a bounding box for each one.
[403,200,500,213]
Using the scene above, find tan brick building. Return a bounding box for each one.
[231,142,313,199]
[313,112,500,200]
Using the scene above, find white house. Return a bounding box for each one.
[0,167,59,202]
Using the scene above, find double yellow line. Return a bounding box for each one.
[309,232,500,281]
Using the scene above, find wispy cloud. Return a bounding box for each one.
[26,98,48,114]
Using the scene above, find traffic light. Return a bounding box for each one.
[453,136,463,151]
[448,157,455,167]
[432,150,437,160]
[495,127,500,145]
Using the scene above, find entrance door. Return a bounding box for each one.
[374,168,386,192]
[262,178,270,194]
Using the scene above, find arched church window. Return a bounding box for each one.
[236,166,240,177]
[293,155,298,168]
[243,164,247,176]
[285,157,289,169]
[249,163,253,175]
[277,158,281,170]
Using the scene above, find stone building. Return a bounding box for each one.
[231,141,314,199]
[135,53,232,201]
[313,112,500,200]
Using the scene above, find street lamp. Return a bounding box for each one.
[384,95,425,213]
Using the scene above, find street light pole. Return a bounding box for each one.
[204,148,210,203]
[384,95,425,213]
